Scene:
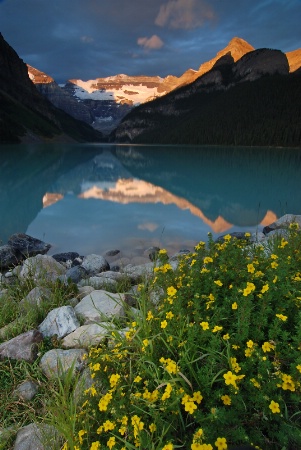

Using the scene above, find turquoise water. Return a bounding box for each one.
[1,144,301,257]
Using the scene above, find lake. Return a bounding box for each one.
[1,143,301,260]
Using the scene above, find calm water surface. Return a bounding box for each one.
[1,144,301,259]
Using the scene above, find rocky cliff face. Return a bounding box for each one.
[0,33,103,144]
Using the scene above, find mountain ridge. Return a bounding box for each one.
[0,33,104,144]
[28,37,283,135]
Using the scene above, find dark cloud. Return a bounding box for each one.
[0,0,300,83]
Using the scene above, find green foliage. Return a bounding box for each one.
[0,276,78,343]
[67,228,301,450]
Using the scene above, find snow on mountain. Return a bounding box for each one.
[67,76,168,105]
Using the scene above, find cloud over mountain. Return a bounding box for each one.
[137,35,164,50]
[155,0,215,29]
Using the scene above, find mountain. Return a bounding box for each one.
[27,37,255,135]
[114,48,301,147]
[286,48,301,73]
[0,33,104,144]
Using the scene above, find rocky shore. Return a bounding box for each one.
[0,213,300,449]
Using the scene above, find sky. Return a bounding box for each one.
[0,0,300,83]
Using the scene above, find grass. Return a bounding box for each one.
[1,225,301,449]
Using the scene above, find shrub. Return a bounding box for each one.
[62,227,301,449]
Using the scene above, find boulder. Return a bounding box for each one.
[19,255,66,282]
[61,323,113,348]
[13,423,60,450]
[123,262,154,283]
[8,233,51,257]
[81,254,109,275]
[13,380,39,401]
[263,214,301,235]
[38,306,80,339]
[0,244,20,269]
[79,276,117,290]
[20,287,51,310]
[74,290,125,323]
[39,348,86,379]
[0,330,43,362]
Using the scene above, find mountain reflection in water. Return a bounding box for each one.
[1,144,301,257]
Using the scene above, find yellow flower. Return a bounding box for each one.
[162,444,173,450]
[296,364,301,373]
[245,348,253,358]
[212,325,223,333]
[276,313,287,321]
[261,284,269,293]
[103,420,115,431]
[200,321,209,330]
[269,400,280,413]
[215,437,227,449]
[166,311,174,319]
[232,302,238,310]
[184,401,197,414]
[250,378,261,388]
[162,383,173,401]
[247,263,255,273]
[107,437,116,449]
[221,395,231,405]
[161,320,168,329]
[192,445,213,450]
[204,256,213,264]
[167,286,177,297]
[271,253,278,260]
[223,371,238,388]
[246,340,254,348]
[134,375,142,383]
[262,341,275,353]
[109,373,121,388]
[245,232,251,237]
[146,311,154,321]
[243,282,256,296]
[214,280,223,286]
[90,442,100,450]
[193,391,203,404]
[224,234,232,241]
[223,334,230,340]
[78,430,86,445]
[149,423,157,433]
[271,261,278,269]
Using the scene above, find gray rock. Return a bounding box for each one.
[0,330,43,362]
[40,348,86,379]
[61,323,113,348]
[81,254,109,275]
[74,290,125,323]
[105,249,120,257]
[8,233,51,258]
[80,276,117,290]
[149,287,164,305]
[73,367,94,404]
[144,246,160,261]
[96,270,124,281]
[13,380,39,401]
[263,214,301,235]
[52,252,80,265]
[169,249,190,261]
[124,285,139,307]
[0,244,20,269]
[38,306,80,339]
[63,265,87,283]
[13,423,60,450]
[19,255,66,282]
[77,285,95,299]
[123,262,154,283]
[250,231,266,243]
[20,287,51,310]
